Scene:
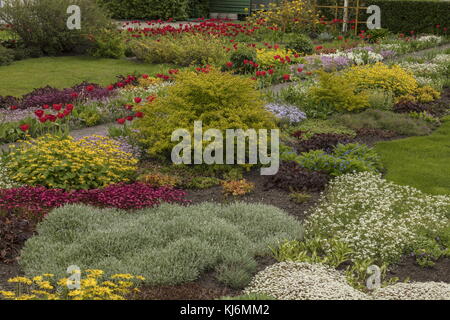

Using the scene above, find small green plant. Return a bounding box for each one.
[284,33,313,54]
[289,192,312,204]
[184,176,222,189]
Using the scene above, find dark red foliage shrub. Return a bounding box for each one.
[292,132,355,153]
[0,95,19,109]
[393,101,433,115]
[78,182,189,210]
[266,161,330,192]
[0,214,35,263]
[0,183,188,217]
[0,82,116,110]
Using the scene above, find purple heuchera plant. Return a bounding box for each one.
[265,103,307,124]
[0,183,188,216]
[0,82,116,110]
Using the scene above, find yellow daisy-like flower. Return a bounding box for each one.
[7,277,32,285]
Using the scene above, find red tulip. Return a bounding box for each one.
[53,104,62,111]
[42,104,50,109]
[126,116,134,121]
[10,105,17,110]
[71,92,79,98]
[117,118,126,125]
[226,62,233,68]
[66,104,74,111]
[86,85,95,92]
[38,117,47,123]
[19,124,30,132]
[135,112,144,118]
[282,74,290,81]
[142,74,149,79]
[57,113,65,119]
[297,68,303,73]
[134,97,142,104]
[107,85,114,91]
[315,46,323,51]
[35,110,45,118]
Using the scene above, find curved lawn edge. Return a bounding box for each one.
[375,116,450,195]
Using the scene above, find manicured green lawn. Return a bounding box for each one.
[0,56,172,97]
[375,116,450,195]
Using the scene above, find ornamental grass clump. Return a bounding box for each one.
[20,202,303,289]
[5,134,138,190]
[304,172,450,264]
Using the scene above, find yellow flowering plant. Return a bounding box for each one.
[247,0,320,33]
[256,48,304,68]
[0,270,145,300]
[344,63,418,97]
[396,85,441,104]
[5,134,138,190]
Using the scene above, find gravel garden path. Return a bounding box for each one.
[0,122,119,151]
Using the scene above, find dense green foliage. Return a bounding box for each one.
[21,203,304,288]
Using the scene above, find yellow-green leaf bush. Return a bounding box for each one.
[343,63,418,97]
[5,135,138,190]
[133,69,277,160]
[309,71,369,112]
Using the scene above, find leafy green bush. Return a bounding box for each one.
[20,202,304,288]
[0,45,14,66]
[88,28,126,59]
[333,109,435,136]
[0,0,113,55]
[97,0,189,20]
[130,34,229,67]
[284,33,314,54]
[297,143,383,177]
[309,71,369,113]
[134,69,277,159]
[227,45,257,74]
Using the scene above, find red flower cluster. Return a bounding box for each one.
[34,103,74,123]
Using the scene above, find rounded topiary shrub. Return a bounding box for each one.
[133,69,277,160]
[20,202,304,289]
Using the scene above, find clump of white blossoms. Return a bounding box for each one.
[432,54,450,65]
[244,262,369,300]
[0,162,19,189]
[416,35,443,44]
[373,282,450,300]
[400,62,444,76]
[304,172,450,263]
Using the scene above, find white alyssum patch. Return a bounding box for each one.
[304,172,450,263]
[400,62,444,76]
[244,262,369,300]
[0,163,18,189]
[416,35,443,44]
[245,262,450,300]
[373,282,450,300]
[432,54,450,65]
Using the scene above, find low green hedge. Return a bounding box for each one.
[317,0,449,34]
[97,0,209,20]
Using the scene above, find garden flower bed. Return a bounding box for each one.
[0,0,449,302]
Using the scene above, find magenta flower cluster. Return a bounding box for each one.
[0,183,188,217]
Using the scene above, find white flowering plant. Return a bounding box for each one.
[303,172,450,264]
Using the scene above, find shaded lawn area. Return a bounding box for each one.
[0,56,172,97]
[375,116,450,196]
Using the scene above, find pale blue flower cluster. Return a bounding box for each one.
[265,103,307,124]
